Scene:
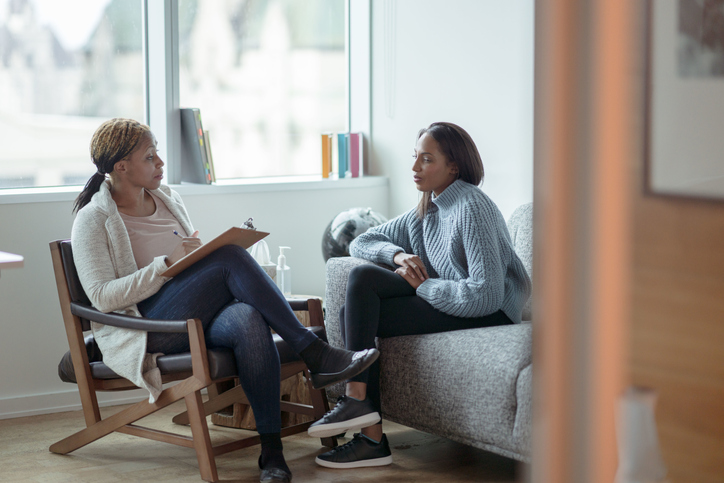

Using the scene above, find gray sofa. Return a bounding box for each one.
[323,202,533,463]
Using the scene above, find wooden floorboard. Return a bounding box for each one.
[0,400,521,482]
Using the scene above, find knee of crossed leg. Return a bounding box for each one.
[211,303,272,348]
[215,244,254,266]
[347,263,382,292]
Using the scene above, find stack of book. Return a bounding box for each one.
[321,132,364,179]
[180,107,216,184]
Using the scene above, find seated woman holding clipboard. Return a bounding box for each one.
[71,118,378,483]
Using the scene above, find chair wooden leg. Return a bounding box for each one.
[185,390,219,483]
[50,377,204,454]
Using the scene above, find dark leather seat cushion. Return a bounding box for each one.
[58,325,327,384]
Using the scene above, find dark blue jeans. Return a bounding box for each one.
[341,264,513,413]
[138,245,317,434]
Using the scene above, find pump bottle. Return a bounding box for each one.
[276,246,291,295]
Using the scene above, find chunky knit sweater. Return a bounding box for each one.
[349,180,531,323]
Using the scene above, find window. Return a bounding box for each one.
[177,0,347,179]
[0,0,348,190]
[0,0,144,189]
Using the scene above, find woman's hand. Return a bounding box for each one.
[393,252,429,288]
[166,231,202,266]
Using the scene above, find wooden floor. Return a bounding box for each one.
[0,400,522,482]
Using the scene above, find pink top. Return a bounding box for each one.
[119,191,187,269]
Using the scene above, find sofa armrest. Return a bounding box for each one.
[324,257,375,349]
[513,362,533,456]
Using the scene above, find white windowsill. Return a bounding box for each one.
[0,175,387,205]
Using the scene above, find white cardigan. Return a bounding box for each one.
[71,181,194,402]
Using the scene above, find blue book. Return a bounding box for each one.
[337,133,348,178]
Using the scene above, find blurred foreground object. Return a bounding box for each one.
[616,386,668,483]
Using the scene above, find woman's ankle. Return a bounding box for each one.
[345,381,368,400]
[258,433,290,475]
[361,423,384,443]
[259,432,283,450]
[299,338,353,373]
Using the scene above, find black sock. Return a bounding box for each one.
[299,337,354,374]
[259,433,290,475]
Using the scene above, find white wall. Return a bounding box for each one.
[0,179,388,418]
[0,0,536,419]
[368,0,534,219]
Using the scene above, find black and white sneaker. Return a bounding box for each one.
[315,433,393,469]
[308,396,381,438]
[308,348,379,390]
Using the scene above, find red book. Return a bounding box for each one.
[349,132,361,177]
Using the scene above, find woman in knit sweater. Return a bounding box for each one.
[70,118,379,483]
[308,122,532,468]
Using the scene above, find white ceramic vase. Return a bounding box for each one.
[615,386,668,483]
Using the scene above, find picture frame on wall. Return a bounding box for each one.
[645,0,724,199]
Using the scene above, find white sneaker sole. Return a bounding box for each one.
[314,454,393,469]
[307,411,381,438]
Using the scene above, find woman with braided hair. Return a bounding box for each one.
[71,118,379,483]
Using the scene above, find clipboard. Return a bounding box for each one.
[161,227,269,277]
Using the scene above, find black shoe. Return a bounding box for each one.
[309,348,379,390]
[258,453,292,482]
[308,395,380,438]
[315,433,393,469]
[259,467,291,483]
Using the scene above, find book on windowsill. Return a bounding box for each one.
[161,227,269,277]
[337,132,348,178]
[203,129,216,183]
[180,107,211,184]
[321,131,364,179]
[348,132,364,178]
[321,132,333,178]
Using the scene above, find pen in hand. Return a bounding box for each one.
[168,230,201,266]
[174,230,200,240]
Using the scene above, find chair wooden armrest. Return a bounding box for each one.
[70,302,189,333]
[284,296,324,328]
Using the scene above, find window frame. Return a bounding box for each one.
[0,0,370,200]
[146,0,369,185]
